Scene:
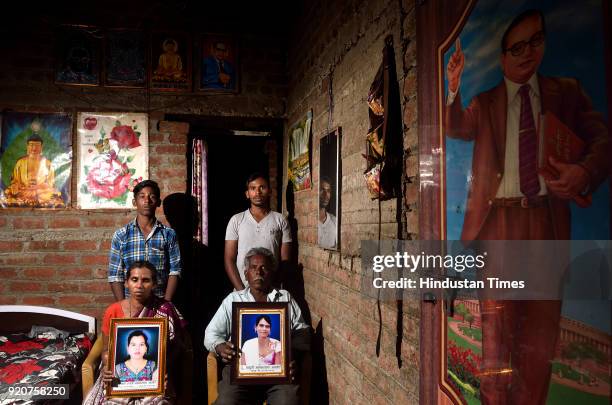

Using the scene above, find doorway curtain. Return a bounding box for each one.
[191,138,208,245]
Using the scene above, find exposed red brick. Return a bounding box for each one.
[0,218,7,227]
[85,218,116,227]
[47,282,80,293]
[13,218,45,229]
[10,281,42,292]
[149,156,163,166]
[23,268,56,278]
[0,268,18,278]
[58,295,91,305]
[48,218,81,228]
[0,296,18,305]
[61,268,93,279]
[78,281,110,293]
[100,240,112,250]
[168,134,187,144]
[155,145,184,154]
[148,133,165,143]
[29,241,61,250]
[63,240,98,250]
[81,255,108,265]
[22,296,56,305]
[0,241,23,251]
[167,180,186,192]
[158,121,189,134]
[43,254,76,265]
[3,256,39,265]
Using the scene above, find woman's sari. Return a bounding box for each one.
[83,297,186,405]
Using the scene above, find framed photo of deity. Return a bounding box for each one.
[0,112,72,208]
[231,302,291,385]
[197,33,239,93]
[76,112,149,209]
[149,31,192,92]
[318,127,341,250]
[107,317,167,398]
[55,26,101,86]
[104,29,147,88]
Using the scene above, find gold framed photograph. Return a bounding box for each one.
[107,317,167,397]
[231,302,291,385]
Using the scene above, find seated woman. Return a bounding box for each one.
[83,260,186,405]
[240,315,281,366]
[115,330,157,383]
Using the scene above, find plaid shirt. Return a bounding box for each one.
[108,218,182,298]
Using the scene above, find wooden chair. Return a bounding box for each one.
[206,351,311,405]
[82,333,194,404]
[81,334,104,398]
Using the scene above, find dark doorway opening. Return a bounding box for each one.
[167,115,283,403]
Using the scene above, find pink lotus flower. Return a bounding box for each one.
[86,153,132,199]
[110,125,141,149]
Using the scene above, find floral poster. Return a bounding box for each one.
[76,112,148,209]
[0,112,72,208]
[287,110,312,192]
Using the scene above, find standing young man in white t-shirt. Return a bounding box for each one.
[224,173,292,290]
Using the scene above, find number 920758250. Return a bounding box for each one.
[6,384,69,400]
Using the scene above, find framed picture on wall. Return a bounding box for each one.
[197,33,239,93]
[318,127,341,250]
[149,31,192,92]
[107,317,167,398]
[55,26,101,86]
[0,112,72,208]
[76,112,148,209]
[287,110,312,192]
[231,302,290,385]
[416,0,612,404]
[104,29,147,88]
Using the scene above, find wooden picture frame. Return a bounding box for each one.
[288,110,313,192]
[107,317,167,398]
[231,302,291,385]
[75,112,149,209]
[197,33,239,93]
[55,26,101,86]
[417,1,612,404]
[104,29,147,88]
[149,31,192,92]
[318,127,341,250]
[0,111,73,209]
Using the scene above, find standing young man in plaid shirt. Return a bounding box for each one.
[108,180,182,302]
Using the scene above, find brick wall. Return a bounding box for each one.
[0,116,188,323]
[0,20,288,326]
[285,0,419,403]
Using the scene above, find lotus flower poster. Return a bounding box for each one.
[77,112,148,209]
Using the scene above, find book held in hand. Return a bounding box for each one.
[538,111,591,208]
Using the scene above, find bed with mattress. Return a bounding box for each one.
[0,305,96,404]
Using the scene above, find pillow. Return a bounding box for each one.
[27,325,71,340]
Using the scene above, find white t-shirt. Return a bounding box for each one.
[225,209,292,285]
[318,212,337,249]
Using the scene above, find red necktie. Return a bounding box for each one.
[518,84,540,198]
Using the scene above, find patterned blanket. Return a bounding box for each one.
[0,332,93,404]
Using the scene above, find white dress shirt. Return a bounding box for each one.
[204,287,310,353]
[495,75,547,198]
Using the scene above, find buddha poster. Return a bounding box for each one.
[0,112,72,208]
[149,32,192,92]
[76,112,148,209]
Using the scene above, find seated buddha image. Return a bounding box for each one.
[153,38,186,82]
[3,122,65,207]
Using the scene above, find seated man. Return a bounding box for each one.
[205,247,310,405]
[4,131,64,207]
